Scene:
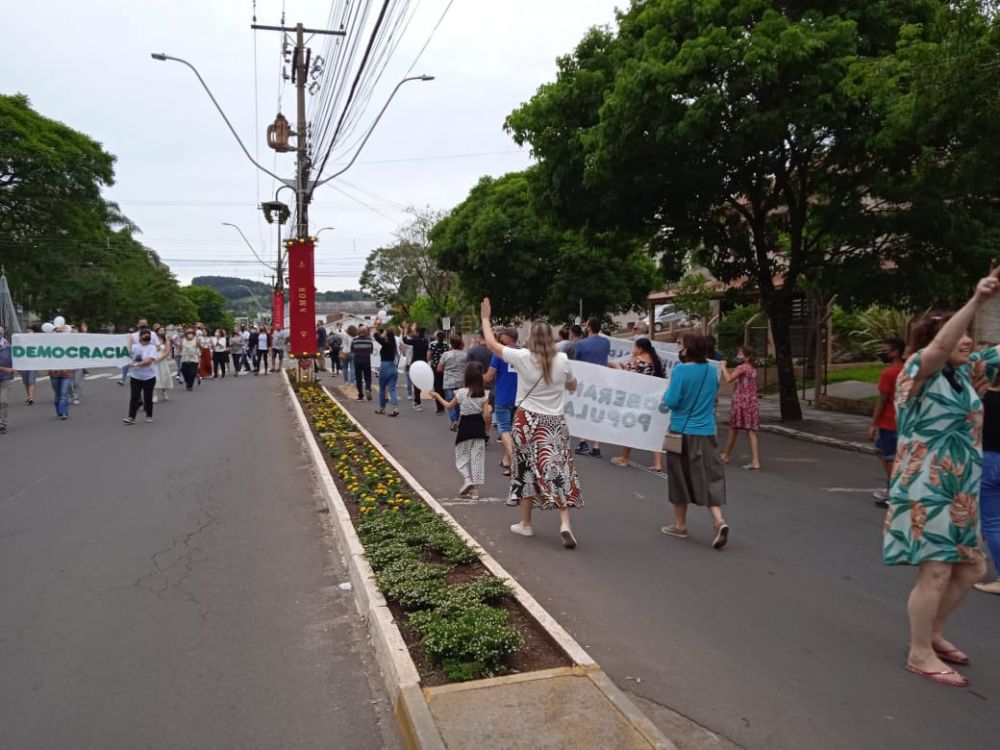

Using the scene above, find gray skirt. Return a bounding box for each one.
[667,434,726,507]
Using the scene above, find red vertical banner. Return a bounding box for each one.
[272,289,285,331]
[286,238,316,357]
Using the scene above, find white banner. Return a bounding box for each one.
[565,361,671,452]
[12,333,132,370]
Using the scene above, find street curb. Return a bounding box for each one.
[321,385,676,750]
[284,377,447,750]
[759,423,876,455]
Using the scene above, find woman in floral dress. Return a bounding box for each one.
[885,272,1000,687]
[720,346,761,470]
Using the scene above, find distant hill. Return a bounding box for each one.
[192,276,271,300]
[191,276,371,318]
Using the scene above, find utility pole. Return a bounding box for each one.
[294,22,309,237]
[251,20,343,375]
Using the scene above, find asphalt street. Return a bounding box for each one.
[331,374,1000,750]
[0,370,400,750]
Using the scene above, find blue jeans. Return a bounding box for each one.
[444,388,460,423]
[378,362,398,410]
[981,451,1000,576]
[343,354,354,383]
[50,376,71,417]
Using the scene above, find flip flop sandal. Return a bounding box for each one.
[905,665,968,687]
[374,409,385,415]
[934,647,970,666]
[611,457,630,468]
[742,464,760,471]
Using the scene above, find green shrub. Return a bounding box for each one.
[364,538,422,571]
[374,560,453,607]
[409,603,523,680]
[717,305,764,355]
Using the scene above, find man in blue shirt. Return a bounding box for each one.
[572,317,611,458]
[485,327,519,475]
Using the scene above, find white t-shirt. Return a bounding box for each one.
[212,336,228,352]
[258,331,269,350]
[501,346,573,416]
[129,343,159,381]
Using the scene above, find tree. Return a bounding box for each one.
[359,206,459,319]
[505,0,999,420]
[181,285,233,331]
[430,170,657,322]
[1,93,195,329]
[672,273,712,322]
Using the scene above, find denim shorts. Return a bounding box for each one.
[20,370,37,385]
[494,404,514,434]
[875,428,898,461]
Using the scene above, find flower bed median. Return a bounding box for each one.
[293,380,569,684]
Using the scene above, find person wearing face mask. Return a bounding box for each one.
[211,328,229,378]
[196,326,213,382]
[882,272,1000,688]
[179,328,201,390]
[123,329,159,424]
[153,326,174,403]
[661,333,727,548]
[868,338,905,507]
[720,346,762,470]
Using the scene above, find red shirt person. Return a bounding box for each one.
[870,338,906,507]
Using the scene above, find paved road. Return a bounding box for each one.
[331,377,999,750]
[0,371,399,749]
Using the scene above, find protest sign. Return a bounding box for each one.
[565,361,671,452]
[12,333,131,370]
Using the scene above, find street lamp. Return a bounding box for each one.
[221,222,272,272]
[311,75,435,193]
[150,53,288,185]
[240,285,265,320]
[316,226,335,237]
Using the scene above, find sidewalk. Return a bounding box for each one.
[718,394,875,454]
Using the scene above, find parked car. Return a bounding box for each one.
[653,304,690,332]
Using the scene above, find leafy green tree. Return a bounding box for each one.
[506,0,999,420]
[430,170,656,322]
[1,93,195,329]
[360,206,458,319]
[181,285,233,331]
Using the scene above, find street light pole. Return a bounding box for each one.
[311,75,435,192]
[221,222,272,272]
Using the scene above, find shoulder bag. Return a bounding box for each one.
[663,365,710,454]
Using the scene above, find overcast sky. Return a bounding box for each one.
[3,0,621,292]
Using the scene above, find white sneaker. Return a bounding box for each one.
[510,522,534,537]
[72,399,80,405]
[152,396,159,404]
[459,483,475,497]
[560,525,577,549]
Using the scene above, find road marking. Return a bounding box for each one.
[769,457,819,463]
[823,487,882,493]
[86,373,114,380]
[1,476,51,509]
[438,496,510,506]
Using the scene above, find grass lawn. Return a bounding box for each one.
[827,364,883,384]
[759,362,882,395]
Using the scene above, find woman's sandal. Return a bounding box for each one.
[611,457,630,468]
[374,409,385,415]
[389,409,399,417]
[934,646,970,666]
[905,665,968,687]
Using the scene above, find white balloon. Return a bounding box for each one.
[41,322,55,333]
[376,310,387,320]
[53,316,66,327]
[408,360,434,393]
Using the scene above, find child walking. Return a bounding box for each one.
[720,345,762,470]
[430,362,492,499]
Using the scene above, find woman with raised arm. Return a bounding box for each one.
[480,298,582,548]
[884,272,1000,688]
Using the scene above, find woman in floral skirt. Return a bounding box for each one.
[720,346,761,470]
[480,298,582,549]
[885,272,1000,687]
